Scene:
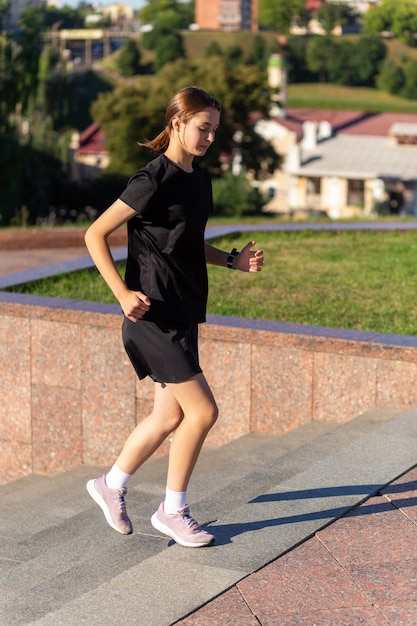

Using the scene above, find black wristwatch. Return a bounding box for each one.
[227,248,239,270]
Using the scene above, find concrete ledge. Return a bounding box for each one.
[2,290,417,485]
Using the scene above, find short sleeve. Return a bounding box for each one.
[119,170,157,216]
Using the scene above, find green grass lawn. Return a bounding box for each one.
[287,83,417,113]
[5,229,417,336]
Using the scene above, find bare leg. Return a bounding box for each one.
[165,373,218,492]
[115,382,184,475]
[87,383,186,535]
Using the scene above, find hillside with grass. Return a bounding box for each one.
[101,31,417,115]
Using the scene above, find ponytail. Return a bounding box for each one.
[139,128,171,153]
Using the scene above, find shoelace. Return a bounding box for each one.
[181,508,206,533]
[113,489,129,517]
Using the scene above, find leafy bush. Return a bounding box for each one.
[377,57,405,94]
[117,39,141,77]
[212,174,266,217]
[401,58,417,99]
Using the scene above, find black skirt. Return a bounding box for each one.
[122,317,202,383]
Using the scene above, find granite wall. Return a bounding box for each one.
[2,294,417,486]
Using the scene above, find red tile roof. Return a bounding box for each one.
[305,0,323,12]
[339,112,417,136]
[77,122,107,156]
[276,109,417,139]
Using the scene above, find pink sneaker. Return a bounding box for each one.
[151,502,214,547]
[86,474,133,535]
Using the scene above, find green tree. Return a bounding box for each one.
[139,0,178,22]
[258,0,306,33]
[141,27,160,51]
[224,44,243,69]
[321,34,386,87]
[363,0,417,46]
[91,79,168,177]
[153,32,185,72]
[329,40,355,85]
[353,35,386,85]
[175,0,194,28]
[139,0,193,29]
[284,36,312,82]
[0,0,11,30]
[91,57,280,182]
[0,38,18,128]
[152,7,182,30]
[392,0,417,46]
[363,0,392,35]
[248,34,268,70]
[0,132,25,225]
[377,57,405,94]
[205,41,223,57]
[212,173,265,217]
[0,4,45,224]
[317,2,353,34]
[140,3,187,71]
[36,44,71,128]
[14,5,44,113]
[401,58,417,99]
[306,36,337,82]
[41,3,88,29]
[117,38,141,76]
[0,3,91,225]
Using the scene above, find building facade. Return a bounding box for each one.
[69,123,110,184]
[256,110,417,218]
[195,0,258,32]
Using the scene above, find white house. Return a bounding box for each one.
[69,123,110,184]
[256,109,417,218]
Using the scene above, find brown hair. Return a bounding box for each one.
[141,86,221,153]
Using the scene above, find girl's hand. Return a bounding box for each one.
[120,290,151,322]
[235,241,264,272]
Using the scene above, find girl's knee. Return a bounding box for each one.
[203,401,218,431]
[167,415,184,433]
[152,410,183,435]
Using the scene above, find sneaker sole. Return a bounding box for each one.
[86,479,132,535]
[150,512,214,548]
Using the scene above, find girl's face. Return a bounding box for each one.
[174,107,220,157]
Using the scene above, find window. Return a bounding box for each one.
[347,179,364,206]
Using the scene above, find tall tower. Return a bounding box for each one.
[268,54,288,118]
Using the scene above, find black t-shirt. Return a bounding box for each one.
[119,154,213,323]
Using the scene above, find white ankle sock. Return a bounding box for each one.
[164,487,187,514]
[105,464,132,490]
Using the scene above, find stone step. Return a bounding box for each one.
[1,406,415,626]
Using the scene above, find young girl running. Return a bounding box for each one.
[85,86,263,548]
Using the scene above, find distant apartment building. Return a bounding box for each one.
[194,0,378,32]
[102,3,134,30]
[195,0,258,32]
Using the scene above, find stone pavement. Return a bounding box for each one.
[1,408,417,626]
[175,465,417,626]
[0,247,89,276]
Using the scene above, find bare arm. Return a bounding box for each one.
[204,240,263,272]
[84,199,151,322]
